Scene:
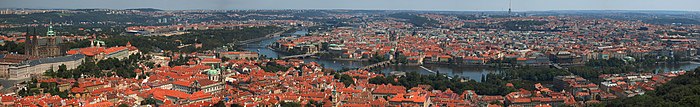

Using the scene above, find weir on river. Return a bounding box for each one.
[420,66,435,73]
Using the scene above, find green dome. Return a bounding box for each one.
[207,69,219,75]
[46,26,56,36]
[207,65,220,75]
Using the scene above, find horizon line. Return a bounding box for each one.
[2,8,699,12]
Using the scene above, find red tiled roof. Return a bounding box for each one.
[104,47,128,54]
[388,92,428,103]
[373,84,406,95]
[0,54,40,63]
[201,58,222,63]
[173,80,193,87]
[70,87,86,93]
[83,101,113,107]
[342,103,371,107]
[1,95,15,102]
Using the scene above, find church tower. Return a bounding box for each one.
[45,25,61,57]
[46,25,56,36]
[24,28,32,55]
[508,0,512,16]
[206,64,221,81]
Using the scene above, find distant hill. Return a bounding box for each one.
[388,13,439,27]
[527,10,700,25]
[126,8,163,12]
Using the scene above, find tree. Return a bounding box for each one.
[57,64,68,77]
[97,58,120,70]
[335,74,355,86]
[57,90,69,98]
[260,63,290,72]
[44,67,56,77]
[306,100,324,107]
[366,67,569,95]
[0,41,25,54]
[368,53,388,63]
[221,57,231,62]
[145,62,156,68]
[321,42,330,51]
[279,102,301,107]
[368,71,515,95]
[18,88,30,97]
[606,68,700,106]
[141,98,158,105]
[213,101,226,107]
[231,103,244,107]
[388,13,439,27]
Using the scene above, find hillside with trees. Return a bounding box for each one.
[68,26,282,53]
[605,68,700,107]
[0,11,159,24]
[388,13,439,27]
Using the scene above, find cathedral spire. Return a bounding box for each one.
[25,27,32,55]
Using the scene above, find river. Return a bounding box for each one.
[243,35,700,81]
[243,36,501,80]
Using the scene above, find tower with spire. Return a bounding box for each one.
[24,28,32,55]
[46,25,56,36]
[508,0,512,16]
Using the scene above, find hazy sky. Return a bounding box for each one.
[1,0,699,11]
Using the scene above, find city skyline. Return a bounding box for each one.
[1,1,700,106]
[1,0,700,11]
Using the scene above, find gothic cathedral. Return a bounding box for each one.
[25,25,65,57]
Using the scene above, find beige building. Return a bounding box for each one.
[0,54,84,80]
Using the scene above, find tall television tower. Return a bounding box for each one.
[508,0,512,15]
